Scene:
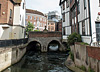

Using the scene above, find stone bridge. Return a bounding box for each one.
[27,31,66,52]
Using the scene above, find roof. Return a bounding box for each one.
[13,0,22,3]
[26,9,44,16]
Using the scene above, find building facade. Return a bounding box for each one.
[59,0,71,42]
[60,0,100,46]
[26,9,48,31]
[0,0,26,40]
[48,20,55,31]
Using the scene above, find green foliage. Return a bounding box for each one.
[88,67,95,72]
[67,32,82,45]
[80,65,86,71]
[69,51,74,61]
[26,21,34,32]
[34,29,40,31]
[80,42,89,45]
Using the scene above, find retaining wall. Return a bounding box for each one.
[0,44,27,72]
[70,43,100,72]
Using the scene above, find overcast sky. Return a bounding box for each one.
[25,0,61,15]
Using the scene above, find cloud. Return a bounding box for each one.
[25,0,61,15]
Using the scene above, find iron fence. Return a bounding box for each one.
[0,38,28,47]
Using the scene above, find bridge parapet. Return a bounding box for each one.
[29,31,62,38]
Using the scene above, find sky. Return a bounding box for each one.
[25,0,61,15]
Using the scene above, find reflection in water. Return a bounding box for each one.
[3,52,72,72]
[49,44,59,51]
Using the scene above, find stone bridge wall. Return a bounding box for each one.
[29,31,62,37]
[28,31,66,52]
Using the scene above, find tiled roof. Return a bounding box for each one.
[26,9,44,16]
[13,0,22,3]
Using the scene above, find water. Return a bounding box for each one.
[3,52,72,72]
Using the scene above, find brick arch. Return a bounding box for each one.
[47,40,61,51]
[27,40,42,51]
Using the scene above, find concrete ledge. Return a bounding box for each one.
[65,56,85,72]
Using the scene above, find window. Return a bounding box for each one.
[84,0,86,9]
[23,3,24,9]
[82,20,85,35]
[20,15,21,20]
[63,13,65,22]
[0,4,1,16]
[34,22,36,26]
[37,17,39,21]
[63,3,65,10]
[51,23,54,25]
[66,1,69,8]
[63,27,65,35]
[10,9,12,18]
[48,26,50,31]
[51,26,54,31]
[26,15,28,19]
[99,0,100,6]
[96,22,100,41]
[30,16,32,20]
[78,0,80,14]
[34,16,36,20]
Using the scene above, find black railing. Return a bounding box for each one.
[0,38,28,47]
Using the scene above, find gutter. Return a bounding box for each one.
[88,0,92,45]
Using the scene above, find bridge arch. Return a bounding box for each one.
[27,40,42,51]
[47,40,61,51]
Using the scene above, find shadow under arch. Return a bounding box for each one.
[27,41,41,52]
[47,40,60,52]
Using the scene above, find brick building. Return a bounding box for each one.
[48,20,55,31]
[0,0,26,40]
[26,9,48,31]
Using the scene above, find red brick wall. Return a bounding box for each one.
[87,46,100,60]
[0,0,14,25]
[29,31,62,38]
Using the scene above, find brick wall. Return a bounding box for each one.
[0,0,14,25]
[29,31,62,38]
[87,46,100,60]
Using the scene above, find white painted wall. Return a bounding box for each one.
[61,0,71,41]
[13,0,26,39]
[90,0,100,44]
[0,25,12,40]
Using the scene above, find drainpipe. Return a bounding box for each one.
[88,0,92,45]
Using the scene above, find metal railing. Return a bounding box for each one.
[0,38,28,47]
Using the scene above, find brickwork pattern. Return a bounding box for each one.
[87,46,100,60]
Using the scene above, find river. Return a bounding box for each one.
[2,51,72,72]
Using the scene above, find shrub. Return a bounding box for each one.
[88,67,95,72]
[67,32,82,46]
[34,29,40,31]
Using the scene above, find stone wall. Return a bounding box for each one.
[0,44,27,71]
[29,31,62,38]
[70,43,100,72]
[29,37,66,52]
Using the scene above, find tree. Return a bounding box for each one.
[67,32,82,45]
[25,21,34,34]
